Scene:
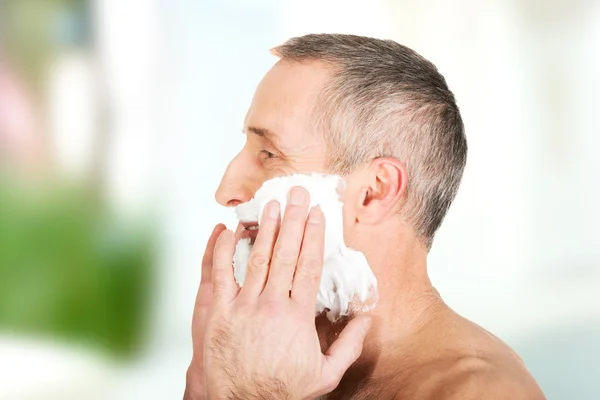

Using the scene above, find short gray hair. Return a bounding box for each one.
[272,34,467,249]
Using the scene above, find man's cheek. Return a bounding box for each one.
[231,173,378,322]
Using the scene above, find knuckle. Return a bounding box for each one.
[308,273,323,288]
[323,372,343,392]
[272,249,297,267]
[212,275,228,291]
[298,256,322,273]
[297,258,322,285]
[249,254,270,270]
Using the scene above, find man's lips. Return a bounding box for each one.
[236,221,259,243]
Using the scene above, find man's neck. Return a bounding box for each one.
[316,234,445,397]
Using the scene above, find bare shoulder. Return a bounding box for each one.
[387,354,545,400]
[422,355,546,400]
[391,309,546,400]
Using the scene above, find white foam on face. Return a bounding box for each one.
[233,173,378,321]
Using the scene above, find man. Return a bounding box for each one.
[184,34,545,399]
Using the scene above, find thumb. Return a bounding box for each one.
[321,316,372,391]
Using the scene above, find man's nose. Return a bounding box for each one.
[215,155,258,207]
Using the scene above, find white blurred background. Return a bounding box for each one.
[0,0,598,398]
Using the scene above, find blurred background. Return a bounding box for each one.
[0,0,598,398]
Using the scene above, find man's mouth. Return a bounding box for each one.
[239,221,259,245]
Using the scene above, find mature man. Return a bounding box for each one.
[184,34,544,399]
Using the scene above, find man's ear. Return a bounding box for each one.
[354,158,408,225]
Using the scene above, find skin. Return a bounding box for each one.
[184,60,546,399]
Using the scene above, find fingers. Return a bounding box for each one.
[195,223,227,316]
[191,224,227,378]
[264,186,310,299]
[200,224,227,287]
[238,200,280,299]
[194,223,227,328]
[212,229,238,305]
[290,207,325,309]
[321,316,372,392]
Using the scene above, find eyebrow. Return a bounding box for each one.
[245,126,277,140]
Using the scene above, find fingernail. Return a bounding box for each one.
[308,206,322,224]
[289,186,308,206]
[267,201,280,219]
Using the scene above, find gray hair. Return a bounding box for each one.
[272,34,467,249]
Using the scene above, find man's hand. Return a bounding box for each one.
[202,187,372,400]
[185,223,227,400]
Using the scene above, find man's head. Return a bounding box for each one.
[216,34,467,251]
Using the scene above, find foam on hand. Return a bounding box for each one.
[233,173,378,321]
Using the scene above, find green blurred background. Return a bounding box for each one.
[0,179,153,357]
[0,0,154,359]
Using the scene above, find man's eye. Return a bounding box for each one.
[260,150,277,160]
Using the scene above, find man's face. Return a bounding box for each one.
[214,60,331,208]
[216,60,378,319]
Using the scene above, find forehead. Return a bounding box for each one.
[244,60,331,146]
